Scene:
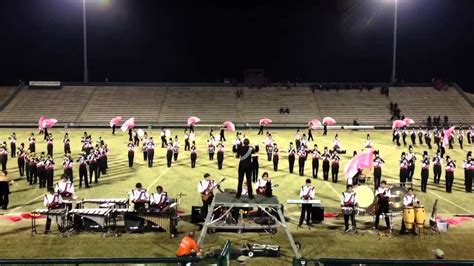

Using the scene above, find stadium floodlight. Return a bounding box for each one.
[82,0,111,83]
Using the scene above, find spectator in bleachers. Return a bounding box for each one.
[279,107,284,114]
[427,116,432,127]
[285,107,290,114]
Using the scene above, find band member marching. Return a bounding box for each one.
[184,129,190,151]
[287,142,296,174]
[272,143,279,171]
[0,145,7,172]
[322,147,330,181]
[393,129,401,146]
[295,129,302,149]
[373,181,391,231]
[9,133,16,158]
[150,185,171,213]
[400,188,419,235]
[467,126,473,145]
[425,129,432,149]
[331,150,340,183]
[265,133,274,162]
[77,153,89,188]
[62,155,73,182]
[147,138,155,168]
[44,187,63,234]
[123,141,133,168]
[402,128,407,146]
[420,151,430,192]
[406,146,417,183]
[417,127,424,145]
[364,134,373,149]
[217,142,224,170]
[341,185,358,232]
[307,128,314,142]
[17,144,25,177]
[399,152,409,188]
[46,134,54,157]
[298,179,315,228]
[45,155,55,188]
[458,127,464,149]
[142,141,148,161]
[432,150,443,184]
[190,142,197,168]
[28,133,36,153]
[86,151,97,184]
[311,144,320,179]
[464,152,473,193]
[208,139,215,161]
[410,128,416,146]
[160,128,167,148]
[173,137,180,162]
[373,151,385,190]
[445,156,456,193]
[297,146,307,176]
[63,133,71,155]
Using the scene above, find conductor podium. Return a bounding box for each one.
[197,193,301,258]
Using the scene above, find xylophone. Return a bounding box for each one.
[76,198,129,209]
[31,208,68,235]
[69,208,114,231]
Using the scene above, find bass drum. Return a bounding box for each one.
[353,185,375,208]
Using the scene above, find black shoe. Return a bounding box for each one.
[249,195,255,199]
[235,194,241,199]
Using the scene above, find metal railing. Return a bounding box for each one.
[293,257,474,265]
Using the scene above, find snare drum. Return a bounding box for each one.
[341,207,354,215]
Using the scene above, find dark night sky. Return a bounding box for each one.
[0,0,473,92]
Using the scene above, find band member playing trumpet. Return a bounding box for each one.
[373,151,385,190]
[44,187,63,234]
[400,188,419,235]
[373,181,391,231]
[341,185,358,233]
[129,182,149,211]
[150,185,171,212]
[420,151,430,192]
[127,141,135,168]
[272,143,279,171]
[298,179,315,228]
[464,151,473,193]
[198,173,218,219]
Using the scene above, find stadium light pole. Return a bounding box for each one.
[391,0,398,84]
[83,0,89,83]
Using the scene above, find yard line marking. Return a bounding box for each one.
[428,190,472,214]
[146,168,170,191]
[323,181,340,198]
[9,194,44,213]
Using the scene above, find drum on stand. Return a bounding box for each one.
[341,207,354,215]
[403,206,415,229]
[415,205,425,228]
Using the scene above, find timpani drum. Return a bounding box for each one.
[403,206,415,229]
[415,205,425,228]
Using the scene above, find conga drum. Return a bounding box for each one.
[415,206,425,228]
[403,206,415,229]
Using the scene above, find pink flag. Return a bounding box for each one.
[38,116,45,130]
[110,116,122,127]
[392,120,406,129]
[42,118,58,128]
[403,118,415,125]
[259,118,272,125]
[223,121,235,132]
[442,126,456,147]
[121,117,135,132]
[344,148,375,179]
[322,117,336,125]
[187,116,200,126]
[308,119,322,129]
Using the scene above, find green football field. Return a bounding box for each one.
[0,128,473,264]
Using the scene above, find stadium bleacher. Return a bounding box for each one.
[388,87,474,126]
[0,87,15,103]
[0,85,471,126]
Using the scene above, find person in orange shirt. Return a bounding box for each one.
[177,231,201,257]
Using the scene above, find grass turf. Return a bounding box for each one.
[0,128,473,264]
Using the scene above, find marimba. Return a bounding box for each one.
[69,208,114,231]
[31,208,68,235]
[114,209,177,237]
